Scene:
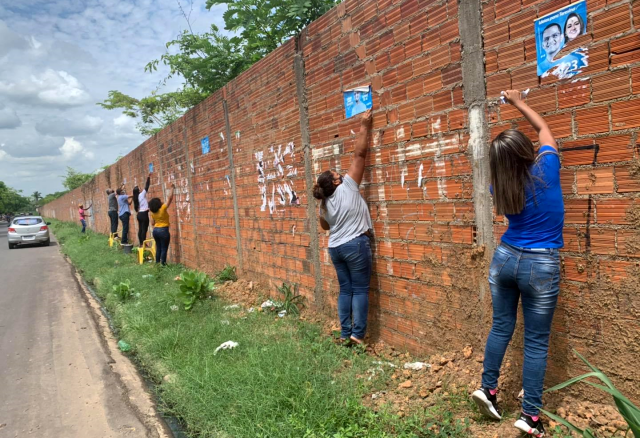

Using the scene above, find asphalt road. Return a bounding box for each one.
[0,222,160,437]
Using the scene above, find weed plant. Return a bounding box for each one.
[48,219,472,438]
[216,265,238,282]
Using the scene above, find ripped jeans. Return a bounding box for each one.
[481,242,561,416]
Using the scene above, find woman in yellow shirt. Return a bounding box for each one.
[149,183,174,266]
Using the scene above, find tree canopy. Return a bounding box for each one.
[0,182,33,213]
[99,0,339,136]
[62,167,94,191]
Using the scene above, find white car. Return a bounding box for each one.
[7,216,51,249]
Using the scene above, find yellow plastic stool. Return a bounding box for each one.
[109,230,122,247]
[138,238,156,265]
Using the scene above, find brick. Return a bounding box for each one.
[485,50,499,74]
[484,21,509,49]
[561,139,597,166]
[592,4,632,41]
[394,22,412,44]
[545,112,573,139]
[635,0,640,28]
[560,169,575,194]
[427,3,448,28]
[498,41,525,70]
[611,99,640,130]
[592,69,631,103]
[576,168,615,194]
[610,33,640,67]
[528,87,557,114]
[599,260,637,282]
[597,199,636,225]
[538,0,570,17]
[616,166,640,193]
[562,256,590,282]
[633,67,640,94]
[494,0,520,19]
[564,199,590,224]
[405,35,423,58]
[510,64,538,91]
[557,80,591,109]
[583,43,610,75]
[508,9,537,40]
[597,135,634,164]
[590,229,617,255]
[486,72,511,98]
[575,106,609,135]
[617,230,640,257]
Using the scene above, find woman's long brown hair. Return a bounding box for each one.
[489,130,536,215]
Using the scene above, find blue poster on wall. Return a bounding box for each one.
[344,86,372,119]
[149,163,153,173]
[201,136,210,154]
[534,0,588,79]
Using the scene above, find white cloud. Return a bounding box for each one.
[35,115,103,136]
[0,68,91,107]
[0,105,21,129]
[0,1,229,194]
[0,20,28,58]
[60,137,94,160]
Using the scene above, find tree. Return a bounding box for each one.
[62,167,94,191]
[99,0,338,136]
[40,191,69,206]
[32,191,42,203]
[206,0,338,61]
[0,181,32,213]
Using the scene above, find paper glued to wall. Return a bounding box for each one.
[534,0,588,79]
[201,136,210,155]
[344,86,372,119]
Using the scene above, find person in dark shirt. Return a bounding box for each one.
[471,90,563,438]
[106,187,121,236]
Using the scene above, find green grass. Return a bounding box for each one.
[49,219,472,438]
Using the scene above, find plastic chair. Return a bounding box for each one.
[137,238,156,265]
[109,230,122,247]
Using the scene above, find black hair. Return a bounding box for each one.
[132,186,140,212]
[313,170,338,210]
[149,198,162,213]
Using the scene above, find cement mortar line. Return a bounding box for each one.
[222,98,244,272]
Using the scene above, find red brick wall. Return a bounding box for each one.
[42,0,640,396]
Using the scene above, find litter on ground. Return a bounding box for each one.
[403,362,430,371]
[223,304,241,310]
[214,341,238,354]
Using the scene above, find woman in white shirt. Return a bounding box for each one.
[132,174,151,246]
[313,110,373,345]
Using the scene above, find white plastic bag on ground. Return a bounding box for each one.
[223,304,240,310]
[260,300,275,308]
[404,362,430,371]
[214,341,238,354]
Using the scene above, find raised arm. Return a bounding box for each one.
[503,90,557,150]
[166,184,175,208]
[347,110,373,185]
[145,175,151,192]
[86,203,93,210]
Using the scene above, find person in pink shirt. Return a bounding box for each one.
[78,202,92,233]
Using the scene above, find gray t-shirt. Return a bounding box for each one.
[108,193,117,211]
[323,174,372,248]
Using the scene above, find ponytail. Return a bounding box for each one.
[132,186,140,212]
[314,170,337,210]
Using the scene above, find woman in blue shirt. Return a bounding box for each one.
[472,90,563,437]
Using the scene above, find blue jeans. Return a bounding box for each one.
[328,234,372,340]
[80,219,86,233]
[153,227,170,265]
[482,242,561,416]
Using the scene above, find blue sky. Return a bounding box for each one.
[0,0,227,195]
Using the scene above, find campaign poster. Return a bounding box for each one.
[201,136,210,155]
[149,163,153,173]
[344,85,372,119]
[534,0,588,79]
